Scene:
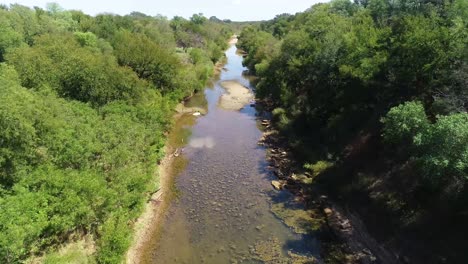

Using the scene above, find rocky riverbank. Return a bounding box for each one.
[256,108,399,264]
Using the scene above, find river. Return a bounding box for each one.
[143,41,319,264]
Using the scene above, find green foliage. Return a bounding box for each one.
[304,161,334,177]
[74,31,98,47]
[6,33,146,106]
[417,113,468,188]
[113,30,180,93]
[339,10,389,81]
[240,0,468,234]
[383,102,468,195]
[0,10,24,61]
[0,64,168,262]
[0,4,232,263]
[392,14,454,86]
[43,240,95,264]
[272,108,292,131]
[190,13,207,25]
[96,214,131,264]
[381,101,429,145]
[0,188,49,262]
[237,26,278,74]
[240,0,466,152]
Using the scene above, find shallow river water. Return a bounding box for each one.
[147,43,319,264]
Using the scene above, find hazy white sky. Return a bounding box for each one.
[0,0,327,21]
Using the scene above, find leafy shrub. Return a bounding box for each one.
[96,213,131,264]
[381,101,429,145]
[417,113,468,188]
[272,108,291,131]
[383,101,468,194]
[304,160,334,177]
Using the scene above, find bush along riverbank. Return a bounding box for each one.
[0,4,234,263]
[243,0,467,263]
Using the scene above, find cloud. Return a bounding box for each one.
[232,0,241,5]
[189,137,215,149]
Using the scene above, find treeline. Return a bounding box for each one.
[239,0,467,261]
[0,3,232,263]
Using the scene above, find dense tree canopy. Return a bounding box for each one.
[239,0,466,161]
[0,4,232,263]
[238,0,467,261]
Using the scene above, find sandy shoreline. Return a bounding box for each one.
[125,143,175,264]
[219,80,254,110]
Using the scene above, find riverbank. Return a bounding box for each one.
[256,106,399,264]
[256,97,468,263]
[126,93,212,263]
[125,142,175,264]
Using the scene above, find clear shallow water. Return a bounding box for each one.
[148,45,319,264]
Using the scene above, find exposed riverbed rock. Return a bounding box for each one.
[175,103,207,115]
[271,180,283,190]
[324,208,333,216]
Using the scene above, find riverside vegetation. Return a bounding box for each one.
[238,0,467,262]
[0,3,233,263]
[1,0,467,263]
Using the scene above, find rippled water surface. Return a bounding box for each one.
[149,44,319,264]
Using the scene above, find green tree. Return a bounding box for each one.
[381,101,429,145]
[0,10,24,61]
[113,30,180,93]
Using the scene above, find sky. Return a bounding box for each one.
[0,0,327,21]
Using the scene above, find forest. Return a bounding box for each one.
[238,0,467,262]
[0,3,232,263]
